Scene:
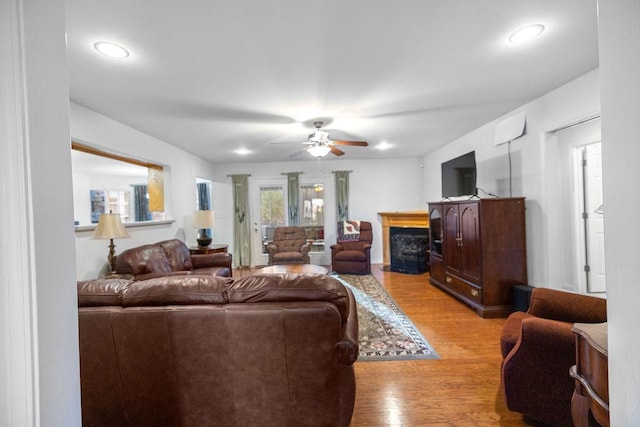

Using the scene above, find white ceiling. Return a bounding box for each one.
[65,0,599,164]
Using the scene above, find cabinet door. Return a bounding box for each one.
[459,203,481,282]
[443,205,461,274]
[429,204,443,257]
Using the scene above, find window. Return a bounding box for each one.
[72,141,166,226]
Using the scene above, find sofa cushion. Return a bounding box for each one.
[334,250,368,262]
[116,244,173,275]
[157,239,193,271]
[228,273,350,321]
[123,275,232,307]
[77,278,133,307]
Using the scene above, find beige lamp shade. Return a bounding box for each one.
[193,210,215,229]
[92,213,130,239]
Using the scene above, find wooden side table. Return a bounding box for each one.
[570,322,609,427]
[189,244,228,254]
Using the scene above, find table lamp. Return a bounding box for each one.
[92,212,130,274]
[193,210,215,247]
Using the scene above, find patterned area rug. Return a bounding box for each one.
[332,274,439,361]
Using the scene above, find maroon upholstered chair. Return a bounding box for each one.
[500,288,607,427]
[266,226,311,265]
[331,221,373,275]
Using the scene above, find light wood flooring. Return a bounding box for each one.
[235,265,537,426]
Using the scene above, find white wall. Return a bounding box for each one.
[70,103,218,280]
[211,157,425,265]
[598,1,640,424]
[422,69,601,289]
[1,0,81,425]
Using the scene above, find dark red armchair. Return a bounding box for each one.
[330,221,373,275]
[500,287,607,427]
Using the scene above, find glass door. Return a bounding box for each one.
[251,180,286,266]
[300,183,325,253]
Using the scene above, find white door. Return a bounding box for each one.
[551,117,605,294]
[250,179,287,267]
[583,143,606,292]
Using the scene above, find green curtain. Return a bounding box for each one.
[334,170,351,221]
[230,174,251,267]
[283,172,301,225]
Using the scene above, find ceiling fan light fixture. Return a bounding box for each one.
[508,24,545,44]
[306,145,331,158]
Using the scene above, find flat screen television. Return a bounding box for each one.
[441,151,477,198]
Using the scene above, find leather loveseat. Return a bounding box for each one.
[77,273,359,427]
[114,239,232,280]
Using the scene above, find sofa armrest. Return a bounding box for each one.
[337,287,359,365]
[190,252,232,270]
[330,243,344,253]
[266,243,278,257]
[501,316,576,420]
[300,243,311,255]
[528,288,607,323]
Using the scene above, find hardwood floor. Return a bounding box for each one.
[235,265,537,426]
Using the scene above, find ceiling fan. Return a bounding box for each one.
[288,121,369,158]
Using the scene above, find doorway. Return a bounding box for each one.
[546,117,605,294]
[249,176,334,267]
[250,179,286,267]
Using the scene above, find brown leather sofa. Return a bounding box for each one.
[78,273,359,427]
[500,287,607,427]
[114,239,232,280]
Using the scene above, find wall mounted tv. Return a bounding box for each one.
[441,151,477,198]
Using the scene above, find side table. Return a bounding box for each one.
[189,244,228,255]
[570,322,609,427]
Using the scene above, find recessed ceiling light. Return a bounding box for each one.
[93,41,130,59]
[508,24,545,44]
[234,148,251,155]
[376,141,393,150]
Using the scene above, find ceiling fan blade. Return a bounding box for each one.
[330,146,345,156]
[289,149,307,158]
[332,140,368,147]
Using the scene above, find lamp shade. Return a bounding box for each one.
[307,145,331,158]
[193,210,215,229]
[92,213,130,239]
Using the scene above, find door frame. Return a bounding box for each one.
[249,177,288,267]
[544,115,604,294]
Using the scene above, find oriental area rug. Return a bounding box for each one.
[332,273,439,361]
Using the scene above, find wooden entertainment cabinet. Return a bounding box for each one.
[428,198,527,318]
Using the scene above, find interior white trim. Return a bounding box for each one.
[0,0,38,425]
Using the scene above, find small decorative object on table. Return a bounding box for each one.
[193,209,214,247]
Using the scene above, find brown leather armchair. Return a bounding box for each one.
[266,226,311,265]
[331,221,373,275]
[500,288,607,427]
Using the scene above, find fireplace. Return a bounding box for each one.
[389,227,429,274]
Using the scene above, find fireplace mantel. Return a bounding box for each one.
[378,211,429,268]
